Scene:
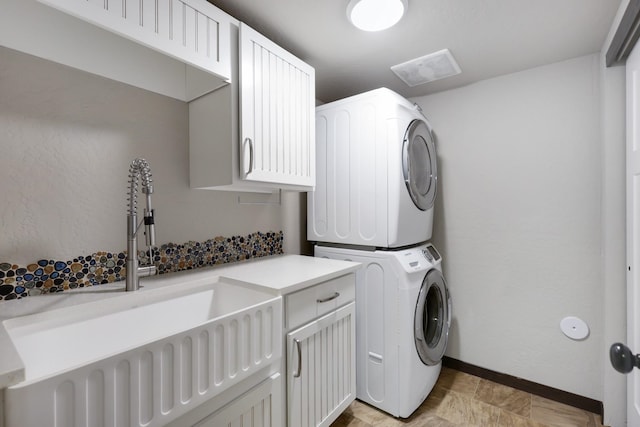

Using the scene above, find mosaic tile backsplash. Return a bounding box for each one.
[0,231,283,301]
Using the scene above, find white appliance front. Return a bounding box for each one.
[308,87,437,248]
[315,243,451,418]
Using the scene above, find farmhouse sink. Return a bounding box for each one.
[3,275,283,427]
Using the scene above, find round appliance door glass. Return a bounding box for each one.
[402,119,437,211]
[414,269,451,366]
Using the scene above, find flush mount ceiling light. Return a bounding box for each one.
[347,0,407,32]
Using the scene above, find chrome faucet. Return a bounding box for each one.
[126,158,157,291]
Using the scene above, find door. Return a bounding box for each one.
[627,38,640,426]
[194,373,282,427]
[414,269,451,366]
[287,303,356,427]
[402,119,438,211]
[239,23,315,188]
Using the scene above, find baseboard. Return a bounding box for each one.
[442,356,603,417]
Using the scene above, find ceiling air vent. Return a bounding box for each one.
[391,49,461,87]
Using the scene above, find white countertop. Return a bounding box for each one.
[0,254,359,389]
[219,254,360,293]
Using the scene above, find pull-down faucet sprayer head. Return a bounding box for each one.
[142,187,155,248]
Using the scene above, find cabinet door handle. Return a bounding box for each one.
[243,137,254,174]
[317,292,340,303]
[294,339,302,378]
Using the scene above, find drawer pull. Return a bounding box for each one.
[317,292,340,303]
[294,339,302,378]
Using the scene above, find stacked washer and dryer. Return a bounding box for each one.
[308,88,451,418]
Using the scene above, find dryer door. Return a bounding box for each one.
[402,119,438,211]
[414,269,451,366]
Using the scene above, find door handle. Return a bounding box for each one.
[243,137,254,175]
[293,339,302,378]
[610,342,640,373]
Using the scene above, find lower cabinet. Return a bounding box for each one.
[168,272,357,427]
[194,373,282,427]
[287,302,356,427]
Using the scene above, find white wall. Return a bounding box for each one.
[0,46,288,266]
[412,54,604,399]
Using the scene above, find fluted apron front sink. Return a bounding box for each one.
[3,276,282,427]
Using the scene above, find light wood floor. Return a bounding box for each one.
[331,367,604,427]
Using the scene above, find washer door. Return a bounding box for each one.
[414,269,451,366]
[402,119,438,211]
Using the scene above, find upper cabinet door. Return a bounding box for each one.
[38,0,232,81]
[239,23,316,189]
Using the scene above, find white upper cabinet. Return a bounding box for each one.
[38,0,232,82]
[189,23,316,192]
[1,0,231,100]
[238,24,315,189]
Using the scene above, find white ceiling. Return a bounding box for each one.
[208,0,622,103]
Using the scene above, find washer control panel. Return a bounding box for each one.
[423,245,441,262]
[395,244,441,273]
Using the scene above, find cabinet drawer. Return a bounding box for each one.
[286,273,355,329]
